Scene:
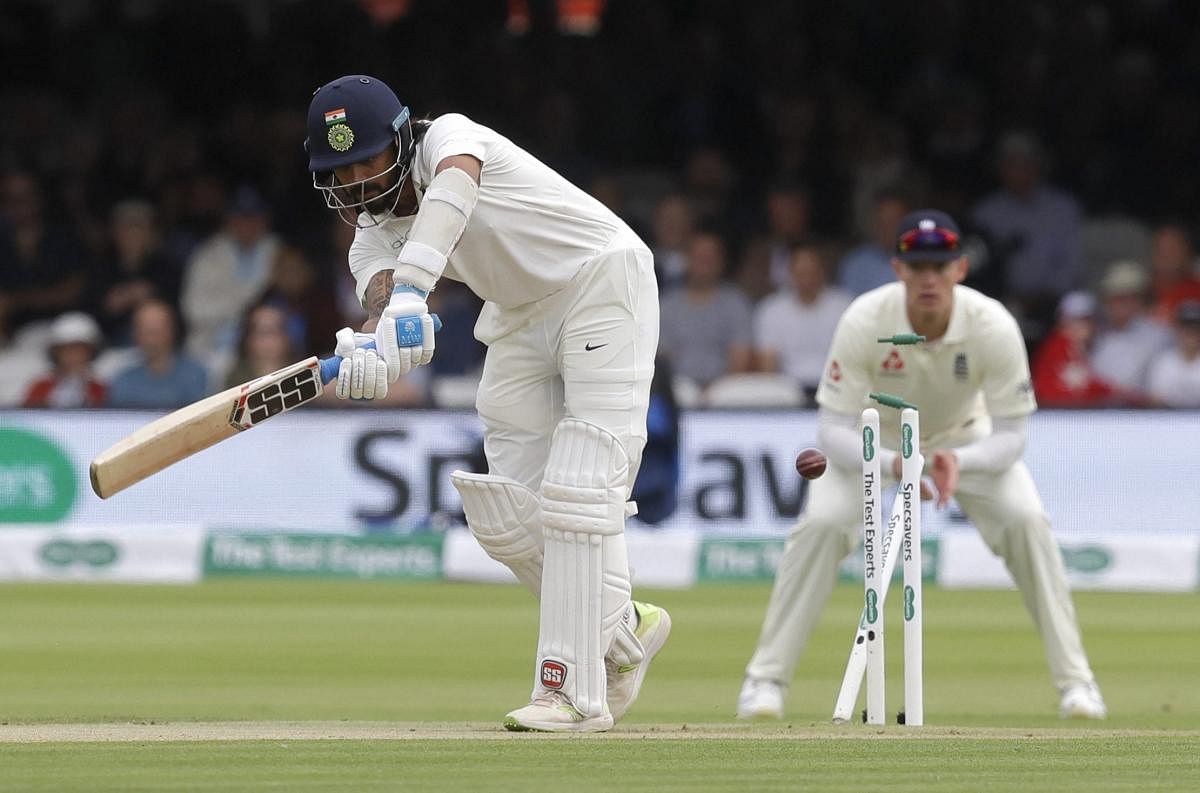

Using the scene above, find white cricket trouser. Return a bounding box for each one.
[475,243,659,513]
[746,460,1096,692]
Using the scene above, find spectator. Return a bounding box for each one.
[733,236,774,304]
[326,214,369,329]
[971,131,1083,341]
[222,302,299,389]
[1090,261,1172,398]
[1147,223,1200,324]
[21,312,107,408]
[0,169,89,341]
[754,243,852,398]
[1147,301,1200,408]
[837,187,911,296]
[259,244,342,358]
[108,300,209,409]
[659,231,754,388]
[159,172,229,274]
[650,194,695,294]
[1030,291,1123,407]
[180,185,280,382]
[683,147,738,230]
[762,182,812,292]
[92,199,180,348]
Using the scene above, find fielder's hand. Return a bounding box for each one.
[891,455,937,503]
[333,327,388,400]
[929,450,960,508]
[377,285,436,381]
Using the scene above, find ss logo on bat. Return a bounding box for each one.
[242,368,320,426]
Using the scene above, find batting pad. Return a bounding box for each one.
[451,471,544,597]
[536,418,638,718]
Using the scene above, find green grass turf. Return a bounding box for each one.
[2,580,1199,791]
[3,736,1199,793]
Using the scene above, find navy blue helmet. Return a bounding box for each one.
[306,75,415,226]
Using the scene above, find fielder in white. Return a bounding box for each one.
[737,209,1106,721]
[305,75,671,732]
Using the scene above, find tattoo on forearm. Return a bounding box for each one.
[364,270,395,319]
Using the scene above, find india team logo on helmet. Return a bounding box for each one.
[305,75,416,227]
[327,123,355,153]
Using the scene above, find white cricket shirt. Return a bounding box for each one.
[816,282,1037,449]
[348,113,639,329]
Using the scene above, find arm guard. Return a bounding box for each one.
[392,166,480,292]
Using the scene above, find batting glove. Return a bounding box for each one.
[377,284,436,382]
[333,327,389,400]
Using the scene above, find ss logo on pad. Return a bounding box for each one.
[540,660,567,690]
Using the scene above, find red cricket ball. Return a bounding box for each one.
[795,447,827,480]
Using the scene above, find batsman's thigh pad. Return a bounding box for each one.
[536,418,638,718]
[451,471,544,597]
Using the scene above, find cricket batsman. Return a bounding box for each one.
[305,75,671,731]
[736,210,1106,721]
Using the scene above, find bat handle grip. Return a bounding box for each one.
[318,314,442,385]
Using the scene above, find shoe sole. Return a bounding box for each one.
[610,608,673,721]
[503,714,614,733]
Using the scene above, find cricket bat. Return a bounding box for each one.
[89,316,439,499]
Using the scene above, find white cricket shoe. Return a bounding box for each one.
[606,601,672,721]
[503,691,614,733]
[1059,681,1107,720]
[736,677,785,720]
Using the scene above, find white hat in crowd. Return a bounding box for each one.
[1057,291,1097,320]
[1099,260,1149,296]
[49,312,102,348]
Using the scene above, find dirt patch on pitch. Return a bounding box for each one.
[2,722,1198,743]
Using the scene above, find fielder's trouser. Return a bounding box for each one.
[745,460,1096,692]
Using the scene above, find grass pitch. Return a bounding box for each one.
[1,580,1198,791]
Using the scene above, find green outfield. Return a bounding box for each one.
[2,580,1198,791]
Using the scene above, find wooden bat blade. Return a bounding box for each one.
[90,357,325,498]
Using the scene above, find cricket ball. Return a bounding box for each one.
[795,447,827,480]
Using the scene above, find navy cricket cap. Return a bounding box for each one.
[895,209,963,263]
[306,75,410,172]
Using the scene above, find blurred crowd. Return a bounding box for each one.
[2,0,1199,410]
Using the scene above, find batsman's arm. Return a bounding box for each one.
[91,313,440,499]
[361,270,396,333]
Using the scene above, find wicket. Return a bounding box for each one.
[831,391,925,726]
